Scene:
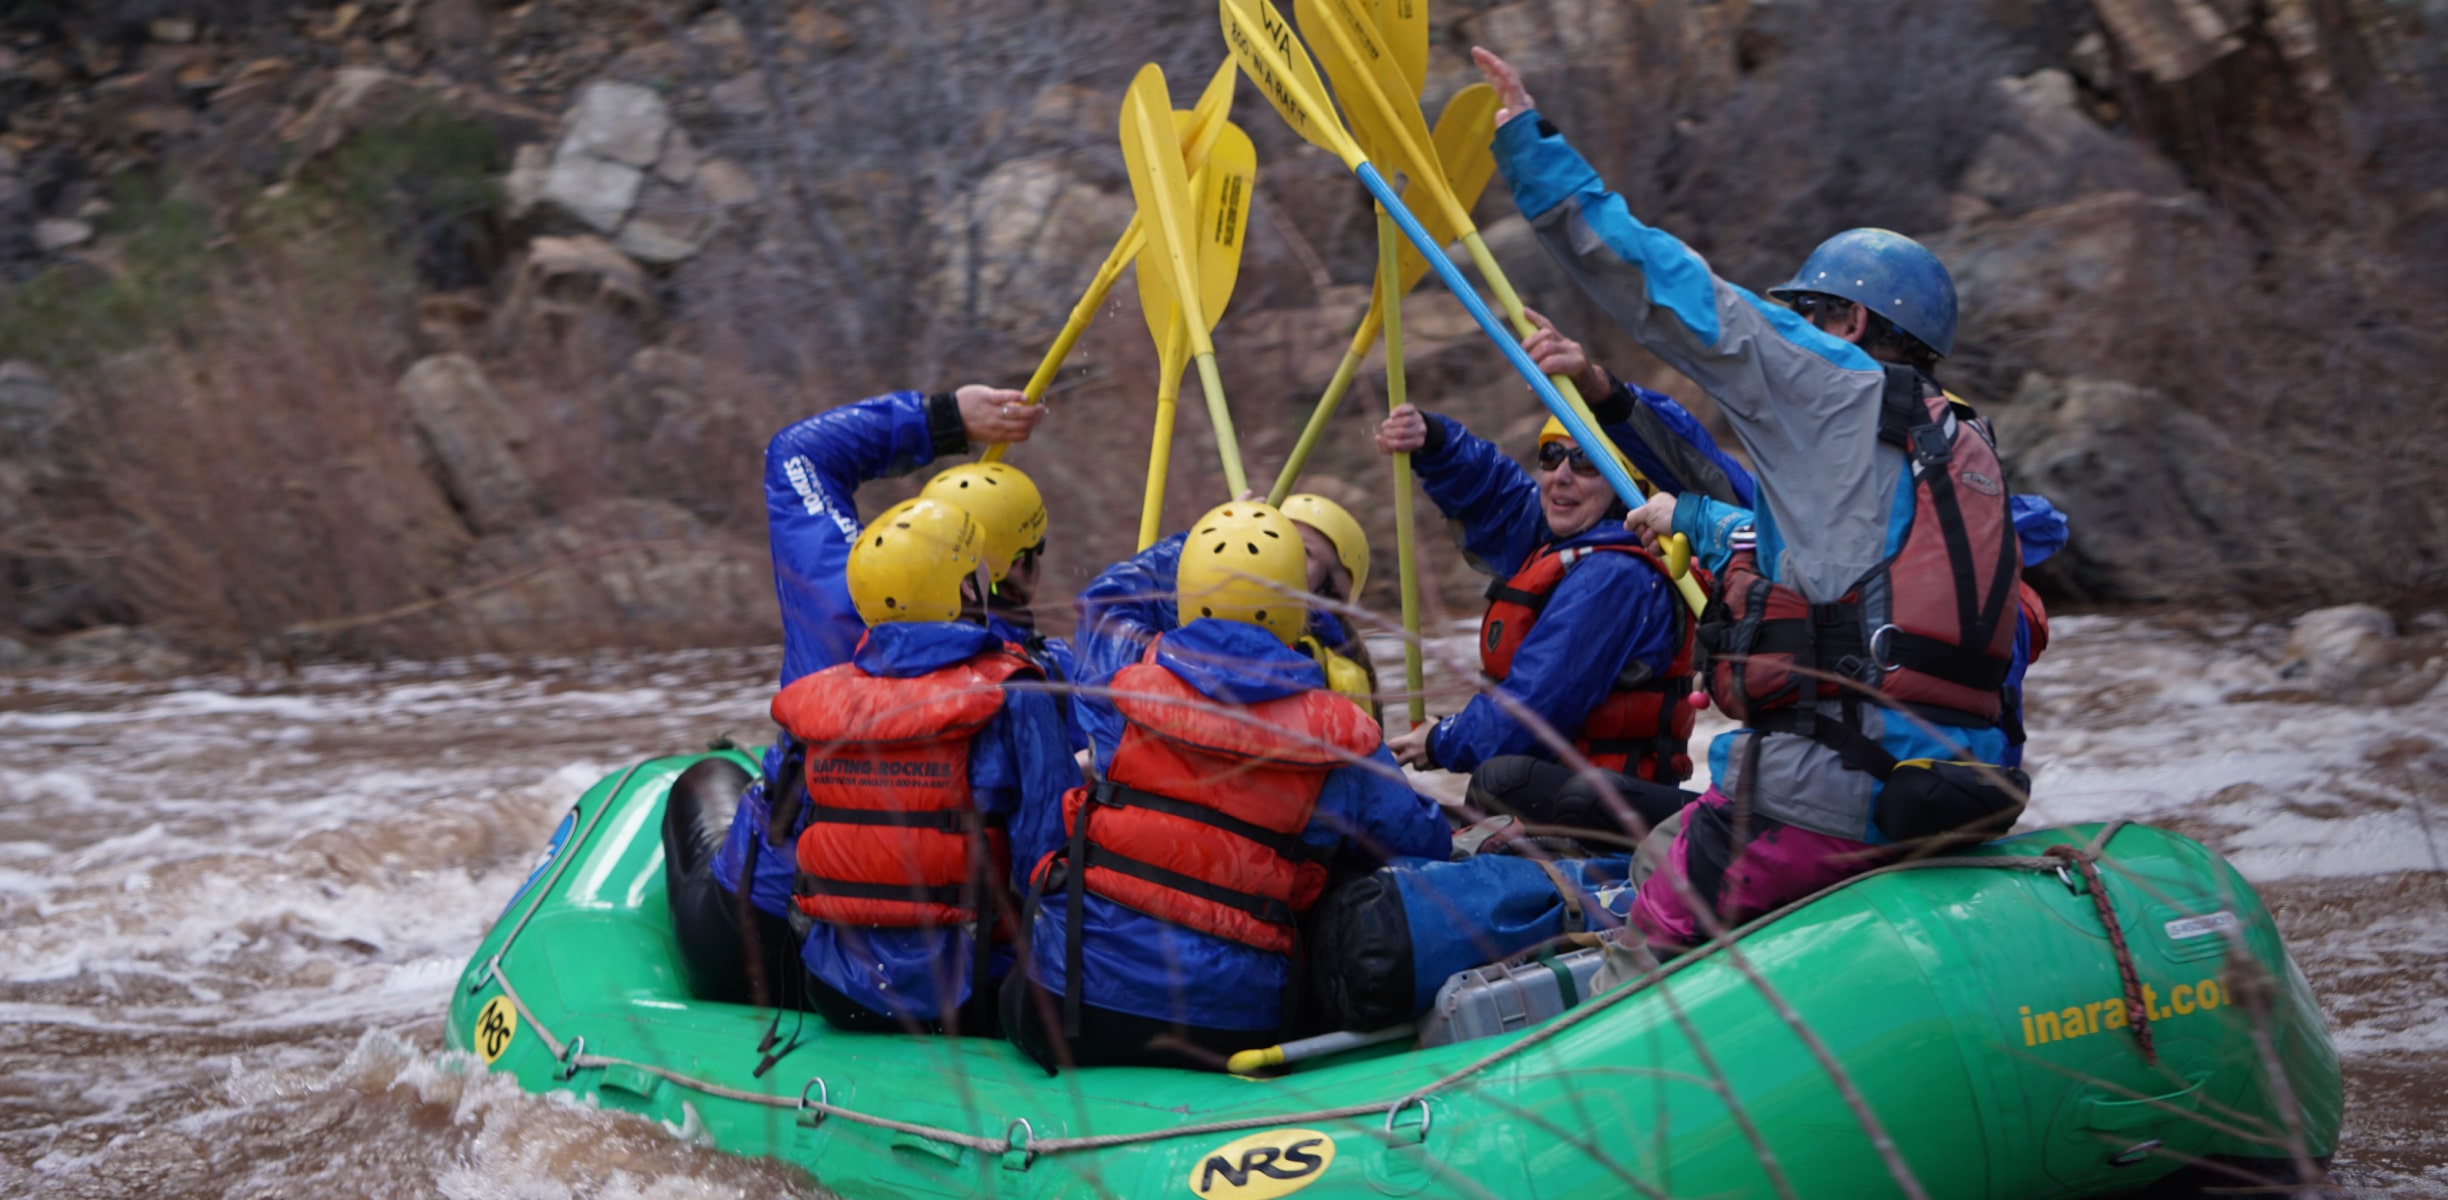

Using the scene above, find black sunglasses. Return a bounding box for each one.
[1789,293,1852,320]
[1535,441,1601,477]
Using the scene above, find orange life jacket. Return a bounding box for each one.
[1480,539,1703,783]
[1699,366,2019,775]
[1032,644,1384,957]
[770,646,1035,929]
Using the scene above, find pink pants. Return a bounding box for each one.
[1629,786,1887,950]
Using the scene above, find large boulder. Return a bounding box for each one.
[1954,70,2184,216]
[396,354,538,535]
[538,81,668,234]
[1927,190,2215,372]
[1985,373,2273,603]
[931,156,1135,337]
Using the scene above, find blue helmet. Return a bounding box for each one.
[1768,228,1958,358]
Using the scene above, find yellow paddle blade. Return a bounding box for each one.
[1220,0,1366,169]
[1392,83,1499,294]
[1195,119,1256,330]
[1298,0,1463,232]
[1369,0,1427,98]
[1120,64,1213,358]
[1134,110,1199,354]
[1181,58,1239,170]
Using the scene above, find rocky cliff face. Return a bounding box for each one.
[0,0,2438,666]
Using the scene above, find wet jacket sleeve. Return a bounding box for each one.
[1314,746,1452,863]
[2011,493,2069,567]
[1598,379,1756,508]
[764,391,966,685]
[1673,494,1757,575]
[1426,551,1677,773]
[1496,114,1899,604]
[1411,413,1546,578]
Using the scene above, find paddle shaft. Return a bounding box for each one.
[981,226,1147,467]
[1457,229,1641,483]
[1193,353,1247,496]
[1265,306,1375,505]
[1357,164,1647,509]
[1378,207,1426,726]
[1138,324,1190,550]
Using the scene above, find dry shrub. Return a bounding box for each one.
[44,219,447,656]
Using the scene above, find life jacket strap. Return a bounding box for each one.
[1075,842,1300,927]
[1745,708,1902,780]
[792,873,971,909]
[801,805,1009,833]
[1876,628,2013,693]
[1482,580,1552,613]
[1087,780,1330,865]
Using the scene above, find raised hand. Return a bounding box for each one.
[1376,403,1429,456]
[1470,47,1536,125]
[1521,309,1610,405]
[956,384,1044,445]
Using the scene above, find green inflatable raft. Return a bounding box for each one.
[447,750,2342,1198]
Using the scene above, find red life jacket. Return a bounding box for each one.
[770,646,1035,929]
[1480,540,1703,783]
[1700,366,2020,774]
[1033,643,1384,957]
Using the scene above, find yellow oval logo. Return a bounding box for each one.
[1187,1128,1336,1199]
[473,995,518,1064]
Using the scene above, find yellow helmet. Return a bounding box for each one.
[920,462,1046,582]
[845,498,982,626]
[1281,492,1369,601]
[1177,501,1309,646]
[1535,415,1653,497]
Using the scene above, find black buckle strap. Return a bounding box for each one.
[763,736,810,848]
[802,805,1008,833]
[793,872,970,909]
[1076,843,1299,926]
[1876,629,2012,693]
[1088,781,1327,865]
[1746,708,1902,780]
[1482,581,1552,613]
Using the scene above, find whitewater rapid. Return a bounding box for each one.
[0,617,2440,1196]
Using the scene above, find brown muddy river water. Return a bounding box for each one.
[0,615,2441,1197]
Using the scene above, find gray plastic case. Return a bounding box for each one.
[1417,946,1608,1048]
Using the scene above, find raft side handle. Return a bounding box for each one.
[797,1077,829,1127]
[1384,1096,1432,1144]
[556,1036,587,1082]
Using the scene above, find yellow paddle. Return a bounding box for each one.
[1218,0,1649,511]
[1119,64,1248,498]
[1134,116,1256,549]
[1295,0,1639,486]
[1265,84,1496,504]
[982,61,1237,466]
[1662,532,1708,617]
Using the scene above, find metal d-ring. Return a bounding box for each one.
[1004,1118,1036,1160]
[1383,1096,1433,1143]
[797,1077,830,1127]
[556,1036,586,1081]
[2108,1138,2161,1168]
[1868,623,1903,673]
[2056,863,2084,895]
